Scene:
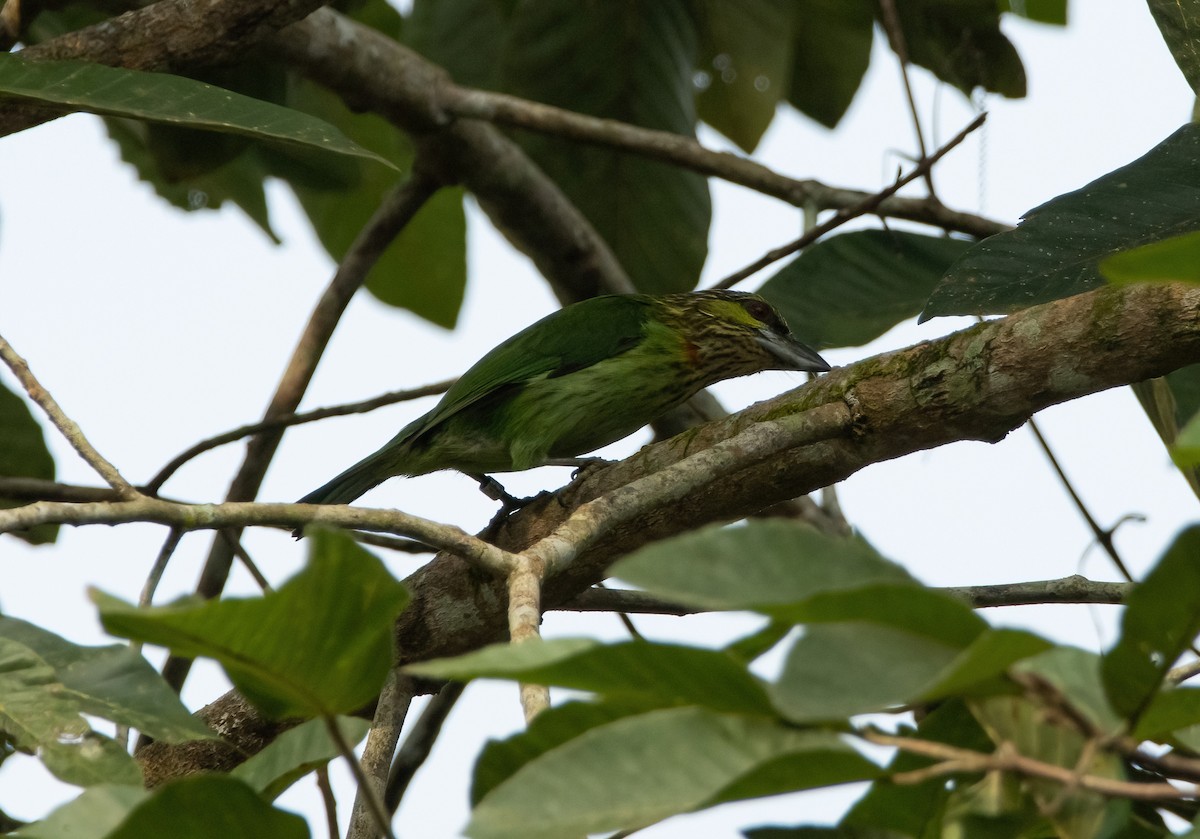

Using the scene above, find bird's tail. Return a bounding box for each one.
[293,449,397,537]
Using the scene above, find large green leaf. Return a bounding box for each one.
[0,635,141,787]
[0,615,213,743]
[1102,526,1200,720]
[0,53,392,169]
[923,123,1200,320]
[693,0,796,152]
[106,775,308,839]
[232,715,371,800]
[999,0,1068,25]
[1102,229,1200,285]
[788,0,874,128]
[501,0,710,294]
[1146,0,1200,96]
[408,637,773,715]
[612,520,985,646]
[472,699,654,806]
[769,623,950,722]
[406,0,507,90]
[280,78,467,328]
[760,230,974,348]
[1134,687,1200,748]
[13,784,148,839]
[466,707,878,839]
[1015,646,1124,734]
[94,529,409,719]
[883,0,1026,99]
[0,379,56,545]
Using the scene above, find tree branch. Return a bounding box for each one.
[0,332,138,497]
[127,281,1200,781]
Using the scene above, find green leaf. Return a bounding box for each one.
[1103,526,1200,720]
[0,615,215,743]
[104,117,278,242]
[883,0,1026,99]
[39,734,141,788]
[13,784,148,839]
[94,529,409,719]
[501,0,710,294]
[0,53,393,169]
[1001,0,1068,24]
[471,699,653,806]
[923,123,1200,320]
[1014,646,1124,734]
[745,827,904,838]
[467,707,878,839]
[1133,687,1200,745]
[106,775,308,839]
[233,716,371,800]
[0,378,57,545]
[760,230,974,348]
[788,0,874,128]
[408,637,773,715]
[1174,412,1200,468]
[1131,371,1200,499]
[1103,229,1200,285]
[407,0,507,89]
[1146,0,1200,96]
[280,79,467,328]
[612,521,985,646]
[770,623,959,722]
[694,0,795,152]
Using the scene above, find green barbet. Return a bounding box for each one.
[297,290,830,508]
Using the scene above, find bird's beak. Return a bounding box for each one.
[756,330,832,373]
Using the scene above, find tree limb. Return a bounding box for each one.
[127,280,1200,779]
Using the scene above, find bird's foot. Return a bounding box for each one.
[559,457,611,481]
[469,473,533,511]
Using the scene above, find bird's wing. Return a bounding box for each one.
[396,295,653,442]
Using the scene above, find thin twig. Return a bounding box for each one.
[325,715,397,839]
[863,729,1193,801]
[145,379,454,494]
[385,681,466,813]
[712,112,986,289]
[217,530,272,592]
[1028,418,1135,581]
[0,332,138,498]
[0,497,516,576]
[348,672,412,839]
[162,167,444,694]
[562,575,1130,617]
[315,765,339,839]
[878,0,936,197]
[1168,658,1200,685]
[139,528,185,608]
[508,554,551,722]
[442,87,1005,239]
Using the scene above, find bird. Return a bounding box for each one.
[295,290,830,516]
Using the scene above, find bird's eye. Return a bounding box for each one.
[742,299,785,332]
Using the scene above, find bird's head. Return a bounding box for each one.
[660,290,832,377]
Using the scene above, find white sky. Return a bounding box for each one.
[0,3,1197,836]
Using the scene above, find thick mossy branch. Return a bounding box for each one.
[137,281,1200,782]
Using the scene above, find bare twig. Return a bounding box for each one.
[563,575,1129,617]
[326,715,396,839]
[508,554,551,722]
[146,379,455,494]
[1168,658,1200,685]
[1028,418,1135,581]
[348,672,412,839]
[315,766,339,839]
[712,113,985,290]
[0,497,515,575]
[217,530,272,592]
[878,0,936,197]
[385,681,466,813]
[162,168,445,694]
[526,402,853,575]
[0,332,138,498]
[864,729,1193,801]
[139,528,185,608]
[442,87,1005,239]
